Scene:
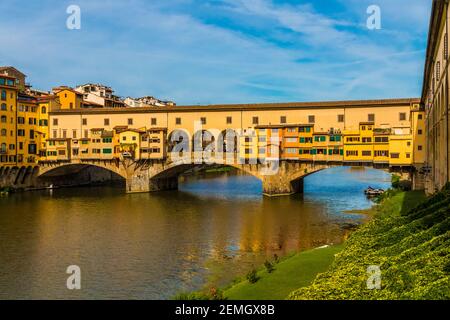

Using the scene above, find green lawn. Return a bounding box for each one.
[223,244,344,300]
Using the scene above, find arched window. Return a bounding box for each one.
[0,129,6,137]
[0,90,6,101]
[41,106,47,114]
[0,115,6,123]
[0,103,6,111]
[1,143,6,152]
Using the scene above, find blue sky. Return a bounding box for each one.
[0,0,432,104]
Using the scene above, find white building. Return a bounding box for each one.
[75,83,125,108]
[124,96,176,108]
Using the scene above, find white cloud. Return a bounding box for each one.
[0,0,429,104]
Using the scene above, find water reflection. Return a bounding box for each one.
[0,166,391,299]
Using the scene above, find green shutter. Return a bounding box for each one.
[320,136,326,142]
[340,149,344,156]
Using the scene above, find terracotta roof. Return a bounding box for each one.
[49,98,420,115]
[256,123,314,129]
[0,66,26,77]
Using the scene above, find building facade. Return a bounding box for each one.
[422,0,450,193]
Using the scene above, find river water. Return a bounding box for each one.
[0,166,391,299]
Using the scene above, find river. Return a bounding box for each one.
[0,166,391,299]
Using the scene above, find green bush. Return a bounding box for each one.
[264,260,275,273]
[246,269,259,284]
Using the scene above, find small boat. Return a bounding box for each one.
[364,186,385,196]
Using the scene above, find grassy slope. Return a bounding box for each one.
[224,245,343,300]
[289,188,450,300]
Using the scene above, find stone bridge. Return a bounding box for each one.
[37,155,335,196]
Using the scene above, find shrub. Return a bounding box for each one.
[246,269,259,284]
[264,260,275,273]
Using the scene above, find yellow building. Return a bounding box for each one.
[422,0,450,192]
[16,93,41,165]
[53,86,84,110]
[0,74,18,166]
[141,128,167,160]
[46,138,71,162]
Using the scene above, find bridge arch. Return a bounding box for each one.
[37,162,127,189]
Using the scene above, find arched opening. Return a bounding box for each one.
[38,164,125,189]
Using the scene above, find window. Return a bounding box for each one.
[362,151,371,156]
[226,116,232,124]
[368,114,375,122]
[73,130,77,139]
[407,141,411,147]
[399,112,407,121]
[390,153,400,159]
[308,115,315,123]
[200,117,206,125]
[338,114,345,123]
[53,130,57,138]
[418,129,423,135]
[128,118,133,125]
[58,150,66,156]
[280,116,286,124]
[375,137,389,143]
[104,118,110,126]
[286,148,298,154]
[151,118,157,126]
[1,129,6,136]
[1,90,6,101]
[62,130,67,139]
[82,118,87,126]
[103,149,112,154]
[176,118,181,125]
[41,106,47,114]
[245,148,252,154]
[436,61,441,81]
[1,103,6,111]
[285,137,297,143]
[252,117,259,125]
[258,148,266,154]
[374,150,389,157]
[362,137,372,143]
[445,33,448,60]
[418,114,423,120]
[53,118,58,126]
[346,150,358,157]
[84,130,88,138]
[17,129,25,137]
[103,138,112,143]
[418,145,423,151]
[406,153,411,159]
[0,115,6,123]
